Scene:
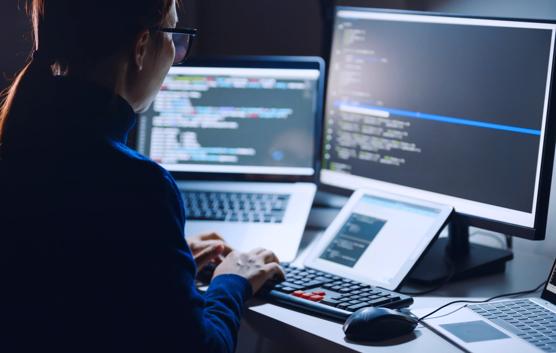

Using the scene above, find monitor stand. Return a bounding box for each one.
[408,218,514,284]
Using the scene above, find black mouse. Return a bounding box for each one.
[343,307,418,341]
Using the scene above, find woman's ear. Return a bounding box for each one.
[134,30,151,71]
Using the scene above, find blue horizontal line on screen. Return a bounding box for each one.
[334,102,542,136]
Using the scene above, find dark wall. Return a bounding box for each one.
[188,0,423,57]
[4,0,552,93]
[0,0,426,92]
[0,1,33,92]
[193,0,324,56]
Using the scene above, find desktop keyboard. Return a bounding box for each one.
[182,191,290,223]
[469,299,556,352]
[263,263,414,321]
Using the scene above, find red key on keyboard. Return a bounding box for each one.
[309,295,324,302]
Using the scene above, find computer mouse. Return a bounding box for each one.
[343,307,418,341]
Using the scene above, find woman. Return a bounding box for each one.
[0,0,284,352]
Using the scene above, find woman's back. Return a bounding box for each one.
[0,1,285,352]
[1,76,201,352]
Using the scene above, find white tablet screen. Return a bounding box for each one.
[308,191,451,290]
[319,212,386,267]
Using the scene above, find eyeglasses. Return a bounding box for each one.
[154,27,198,65]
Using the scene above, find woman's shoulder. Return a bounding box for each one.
[104,140,179,194]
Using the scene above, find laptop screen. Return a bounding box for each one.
[137,62,322,176]
[547,259,556,296]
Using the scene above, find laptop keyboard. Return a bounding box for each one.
[469,299,556,352]
[182,191,290,223]
[264,263,413,320]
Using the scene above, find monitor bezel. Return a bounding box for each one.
[318,7,556,241]
[135,55,326,184]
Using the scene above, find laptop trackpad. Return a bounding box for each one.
[440,321,510,343]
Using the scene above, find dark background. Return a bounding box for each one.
[2,0,555,93]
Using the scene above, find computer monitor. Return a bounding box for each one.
[320,7,556,282]
[137,56,324,181]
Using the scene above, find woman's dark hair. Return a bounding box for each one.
[0,0,174,144]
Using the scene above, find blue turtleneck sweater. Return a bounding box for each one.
[0,76,252,353]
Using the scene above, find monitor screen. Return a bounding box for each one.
[321,8,556,229]
[137,64,321,176]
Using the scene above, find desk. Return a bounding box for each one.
[235,199,555,353]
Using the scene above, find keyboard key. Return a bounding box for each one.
[367,297,395,306]
[314,277,333,284]
[280,281,301,289]
[279,287,296,294]
[336,297,351,303]
[347,303,370,312]
[338,303,351,310]
[321,298,341,307]
[309,295,324,302]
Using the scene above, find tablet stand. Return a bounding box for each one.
[408,217,514,284]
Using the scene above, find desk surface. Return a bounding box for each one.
[236,200,555,353]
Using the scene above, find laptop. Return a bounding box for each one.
[136,56,325,261]
[424,258,556,352]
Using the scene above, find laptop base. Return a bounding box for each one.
[181,181,316,262]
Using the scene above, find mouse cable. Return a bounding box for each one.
[418,280,547,322]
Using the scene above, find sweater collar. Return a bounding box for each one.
[53,76,137,144]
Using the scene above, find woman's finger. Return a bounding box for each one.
[249,247,266,256]
[260,250,279,264]
[262,262,286,281]
[195,243,224,270]
[220,242,233,256]
[199,232,224,241]
[188,239,219,253]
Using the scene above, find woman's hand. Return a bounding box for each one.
[213,248,285,295]
[187,233,233,271]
